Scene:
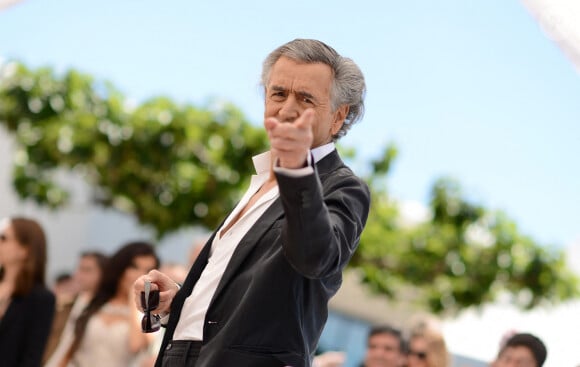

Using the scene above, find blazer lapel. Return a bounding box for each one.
[163,231,215,340]
[207,199,284,308]
[207,149,343,307]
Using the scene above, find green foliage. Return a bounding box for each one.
[353,146,579,313]
[0,62,268,237]
[1,61,577,313]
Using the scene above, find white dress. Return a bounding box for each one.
[67,303,141,367]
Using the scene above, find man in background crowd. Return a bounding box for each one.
[362,325,407,367]
[493,332,547,367]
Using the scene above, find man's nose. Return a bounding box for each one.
[278,95,300,122]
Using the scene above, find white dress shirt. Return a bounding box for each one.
[172,143,335,341]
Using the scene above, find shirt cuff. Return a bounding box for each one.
[273,153,314,177]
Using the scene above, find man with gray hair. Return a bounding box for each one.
[134,38,370,367]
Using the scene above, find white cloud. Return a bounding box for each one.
[521,0,580,74]
[396,200,431,228]
[565,236,580,274]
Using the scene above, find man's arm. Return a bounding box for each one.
[276,165,370,279]
[264,108,370,279]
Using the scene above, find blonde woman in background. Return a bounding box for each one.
[407,317,450,367]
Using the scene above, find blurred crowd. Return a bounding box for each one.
[0,215,549,367]
[0,216,197,367]
[314,320,547,367]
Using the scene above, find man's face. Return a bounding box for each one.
[364,333,405,367]
[264,56,348,148]
[495,346,537,367]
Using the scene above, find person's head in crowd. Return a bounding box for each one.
[52,272,77,300]
[0,216,49,296]
[494,333,547,367]
[68,241,159,359]
[407,327,450,367]
[362,324,406,367]
[90,241,159,307]
[74,251,107,295]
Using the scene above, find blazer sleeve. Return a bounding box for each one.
[275,165,370,279]
[22,288,56,367]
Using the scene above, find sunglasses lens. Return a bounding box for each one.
[410,351,427,360]
[141,313,161,333]
[140,288,161,333]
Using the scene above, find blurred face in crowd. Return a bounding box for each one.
[53,275,78,299]
[407,336,429,367]
[0,220,27,268]
[364,332,406,367]
[75,255,103,294]
[495,346,537,367]
[119,255,157,294]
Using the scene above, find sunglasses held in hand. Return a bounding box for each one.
[141,280,161,333]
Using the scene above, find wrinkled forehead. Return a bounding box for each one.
[267,58,333,93]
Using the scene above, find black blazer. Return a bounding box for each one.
[156,150,370,367]
[0,284,55,367]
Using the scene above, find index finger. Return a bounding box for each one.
[294,109,315,130]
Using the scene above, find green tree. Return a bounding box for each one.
[1,62,577,313]
[0,62,268,237]
[353,146,579,314]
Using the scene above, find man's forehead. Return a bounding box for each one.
[369,333,401,344]
[503,345,534,353]
[269,58,332,82]
[500,345,536,361]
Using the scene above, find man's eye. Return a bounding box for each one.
[302,97,313,104]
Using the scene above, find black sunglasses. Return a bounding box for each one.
[140,280,161,333]
[408,350,427,360]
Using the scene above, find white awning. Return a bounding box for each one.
[522,0,580,73]
[0,0,22,10]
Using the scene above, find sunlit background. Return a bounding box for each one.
[1,0,579,366]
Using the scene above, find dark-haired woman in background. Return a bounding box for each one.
[0,216,56,367]
[58,241,160,367]
[45,251,108,367]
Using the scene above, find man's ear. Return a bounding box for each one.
[331,105,349,136]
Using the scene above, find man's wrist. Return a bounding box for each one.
[155,282,181,326]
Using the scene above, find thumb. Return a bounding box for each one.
[264,117,279,133]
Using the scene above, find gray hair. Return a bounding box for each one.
[260,39,366,140]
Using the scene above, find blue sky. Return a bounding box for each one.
[1,0,579,249]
